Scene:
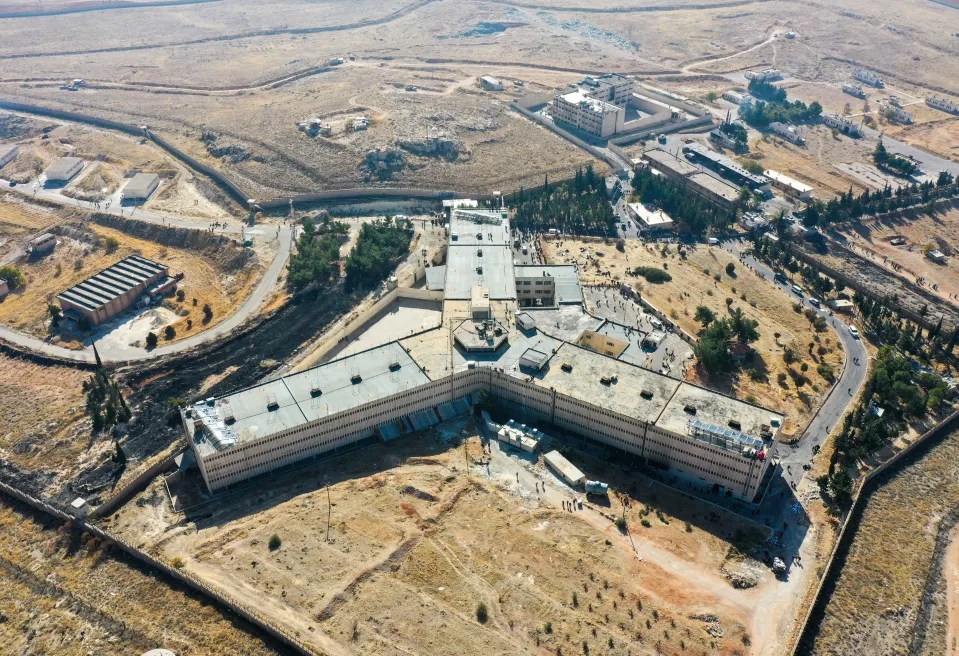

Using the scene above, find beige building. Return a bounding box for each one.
[57,255,172,326]
[551,90,625,138]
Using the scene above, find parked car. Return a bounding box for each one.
[791,285,804,297]
[848,325,860,339]
[808,298,821,307]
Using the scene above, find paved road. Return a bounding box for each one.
[719,238,870,487]
[0,175,293,364]
[859,126,959,180]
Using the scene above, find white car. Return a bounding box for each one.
[847,325,860,339]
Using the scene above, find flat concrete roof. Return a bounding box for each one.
[445,243,515,300]
[655,382,784,442]
[557,90,621,115]
[537,342,679,424]
[627,203,674,229]
[123,172,160,197]
[198,342,431,450]
[764,169,812,193]
[642,149,698,177]
[45,156,83,181]
[687,172,741,203]
[449,208,510,246]
[514,265,583,304]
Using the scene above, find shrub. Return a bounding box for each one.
[614,517,627,532]
[640,519,652,528]
[202,303,213,324]
[0,265,26,290]
[476,602,489,624]
[104,236,119,254]
[164,325,176,340]
[170,555,185,569]
[268,533,282,551]
[544,621,553,634]
[632,266,671,284]
[145,331,158,349]
[725,262,736,276]
[176,289,186,302]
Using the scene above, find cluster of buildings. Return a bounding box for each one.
[682,142,770,193]
[57,255,176,327]
[641,148,743,210]
[549,74,635,138]
[183,206,785,503]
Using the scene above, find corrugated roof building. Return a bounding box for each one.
[57,255,170,326]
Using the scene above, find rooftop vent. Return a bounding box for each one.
[640,390,653,400]
[476,266,483,274]
[267,401,279,411]
[388,361,401,372]
[451,233,459,241]
[728,420,742,430]
[351,374,363,385]
[561,363,573,372]
[477,249,483,257]
[600,376,611,386]
[683,405,697,415]
[224,415,236,425]
[476,232,483,240]
[310,387,323,398]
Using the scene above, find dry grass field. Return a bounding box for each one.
[108,425,804,656]
[542,238,843,440]
[0,496,280,656]
[808,428,959,656]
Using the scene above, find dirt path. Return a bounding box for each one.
[947,525,959,656]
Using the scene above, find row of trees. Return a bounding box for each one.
[344,218,414,290]
[631,167,738,234]
[84,367,131,432]
[800,171,957,227]
[873,139,919,177]
[740,79,823,128]
[512,165,617,236]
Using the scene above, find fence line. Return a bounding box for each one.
[0,478,321,656]
[790,407,959,654]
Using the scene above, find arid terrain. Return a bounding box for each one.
[0,0,954,199]
[109,423,821,656]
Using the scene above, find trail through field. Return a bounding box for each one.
[947,525,959,656]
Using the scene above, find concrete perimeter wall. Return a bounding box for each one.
[791,407,959,654]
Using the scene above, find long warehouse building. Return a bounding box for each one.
[57,255,172,326]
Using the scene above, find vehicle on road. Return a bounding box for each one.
[707,237,719,245]
[791,285,804,297]
[848,325,860,339]
[808,298,821,307]
[774,271,787,284]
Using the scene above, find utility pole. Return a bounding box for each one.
[326,482,332,543]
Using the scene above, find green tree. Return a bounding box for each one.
[0,265,26,290]
[145,331,158,349]
[694,305,716,327]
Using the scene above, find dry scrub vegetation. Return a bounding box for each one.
[0,496,278,655]
[543,238,842,439]
[111,428,761,656]
[809,429,959,656]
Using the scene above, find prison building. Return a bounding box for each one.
[769,122,805,145]
[641,148,699,181]
[823,113,863,137]
[682,142,769,192]
[45,156,84,184]
[551,90,625,138]
[544,450,585,487]
[514,265,582,306]
[853,69,884,88]
[627,203,675,232]
[187,330,784,502]
[580,74,635,108]
[0,143,18,168]
[686,173,742,210]
[123,173,160,202]
[764,170,813,202]
[57,255,170,326]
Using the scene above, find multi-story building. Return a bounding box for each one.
[551,90,625,138]
[581,74,635,108]
[184,206,785,503]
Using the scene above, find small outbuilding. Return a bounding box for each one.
[927,249,947,264]
[0,143,18,168]
[480,75,504,91]
[29,232,57,255]
[544,450,585,487]
[123,172,160,202]
[45,156,84,184]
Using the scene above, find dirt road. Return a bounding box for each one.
[948,525,959,656]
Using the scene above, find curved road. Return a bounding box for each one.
[0,177,292,364]
[719,238,869,487]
